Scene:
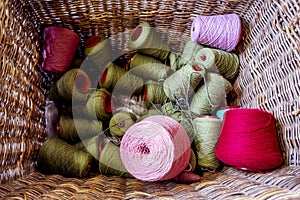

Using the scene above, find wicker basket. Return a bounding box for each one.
[1,0,300,199]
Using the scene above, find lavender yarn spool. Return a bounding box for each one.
[120,115,191,182]
[191,14,242,52]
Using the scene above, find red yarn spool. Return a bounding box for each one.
[215,108,283,171]
[41,26,80,75]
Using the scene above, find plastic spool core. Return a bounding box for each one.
[143,85,148,103]
[131,26,142,41]
[55,121,60,135]
[74,73,90,93]
[100,68,108,84]
[85,35,100,48]
[103,93,113,113]
[200,55,206,61]
[118,121,125,128]
[87,163,92,170]
[193,65,201,71]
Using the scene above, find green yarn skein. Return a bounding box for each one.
[195,48,240,79]
[192,117,222,170]
[37,136,92,178]
[57,115,103,144]
[99,140,132,178]
[86,88,113,121]
[109,111,137,138]
[190,72,233,116]
[129,22,170,61]
[48,69,90,102]
[161,102,195,142]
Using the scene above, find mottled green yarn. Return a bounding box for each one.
[109,111,137,138]
[163,63,206,103]
[130,53,174,81]
[85,35,112,67]
[161,102,195,142]
[74,134,102,172]
[144,81,168,108]
[48,69,90,102]
[192,117,222,170]
[130,53,162,69]
[86,88,112,121]
[99,141,132,178]
[74,134,102,160]
[37,136,92,178]
[180,39,204,66]
[195,48,240,79]
[190,72,233,116]
[58,115,103,144]
[100,62,144,95]
[128,22,170,61]
[136,109,162,123]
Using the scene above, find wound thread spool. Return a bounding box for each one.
[109,111,137,138]
[168,52,183,71]
[136,109,162,123]
[195,48,240,79]
[37,136,92,177]
[86,88,113,121]
[120,115,191,181]
[130,53,162,69]
[41,26,81,75]
[85,35,112,67]
[143,81,168,108]
[190,72,233,116]
[100,62,144,94]
[191,14,243,51]
[130,54,174,82]
[48,69,91,102]
[180,39,204,66]
[215,108,284,171]
[56,115,103,144]
[161,102,195,142]
[129,22,170,61]
[99,140,132,178]
[192,116,222,170]
[74,134,102,160]
[163,63,206,104]
[74,134,102,172]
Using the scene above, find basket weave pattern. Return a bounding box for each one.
[1,0,300,199]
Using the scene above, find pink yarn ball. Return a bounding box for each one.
[120,115,191,181]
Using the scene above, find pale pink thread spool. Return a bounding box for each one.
[120,115,191,182]
[190,14,243,52]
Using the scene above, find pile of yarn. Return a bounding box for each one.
[39,13,283,183]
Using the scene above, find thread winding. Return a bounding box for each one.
[191,14,242,51]
[215,108,284,171]
[195,48,240,79]
[190,72,232,116]
[120,115,191,181]
[193,116,222,169]
[129,22,170,61]
[41,26,80,75]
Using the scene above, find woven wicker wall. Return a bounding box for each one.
[0,0,299,184]
[0,1,46,183]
